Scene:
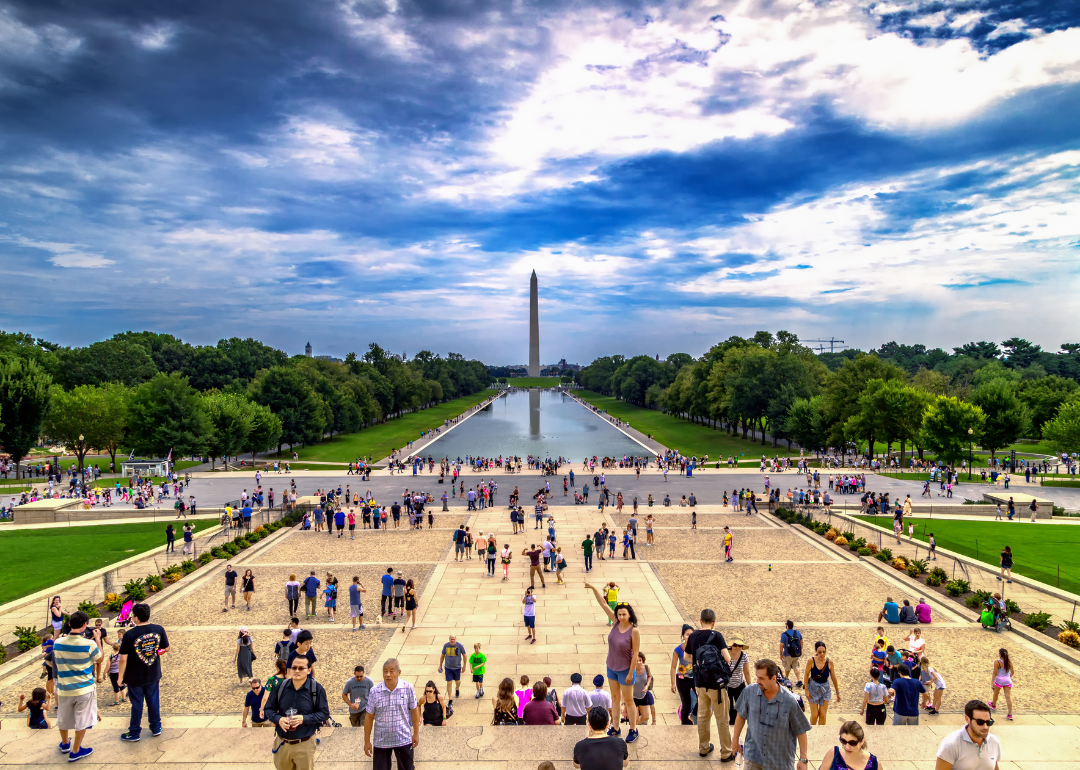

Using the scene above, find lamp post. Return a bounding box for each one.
[77,433,85,495]
[972,425,980,479]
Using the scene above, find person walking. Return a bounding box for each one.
[779,621,803,687]
[235,627,255,684]
[118,603,169,742]
[804,641,841,725]
[585,583,641,743]
[364,659,420,770]
[860,668,889,726]
[670,624,697,725]
[402,580,418,631]
[935,700,1002,770]
[732,659,812,770]
[437,635,467,700]
[241,570,256,611]
[242,678,270,728]
[990,648,1014,720]
[165,524,175,554]
[263,655,329,770]
[222,564,239,613]
[581,533,594,573]
[888,664,926,725]
[523,587,538,644]
[818,721,879,770]
[725,638,751,725]
[303,571,321,619]
[501,543,512,581]
[285,575,301,618]
[421,681,449,726]
[54,610,102,763]
[349,576,367,631]
[343,665,375,727]
[685,608,735,760]
[997,547,1013,584]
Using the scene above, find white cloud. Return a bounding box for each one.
[134,23,178,51]
[49,252,115,268]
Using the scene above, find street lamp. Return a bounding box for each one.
[972,425,980,479]
[77,434,85,494]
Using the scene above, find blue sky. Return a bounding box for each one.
[0,0,1078,364]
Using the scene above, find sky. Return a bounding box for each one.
[0,0,1078,365]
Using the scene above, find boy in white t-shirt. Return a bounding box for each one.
[590,674,613,724]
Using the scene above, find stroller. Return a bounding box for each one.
[301,512,312,530]
[980,599,1011,632]
[114,599,136,629]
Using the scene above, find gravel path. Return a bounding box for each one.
[250,528,454,565]
[656,562,927,623]
[608,512,771,529]
[641,530,830,561]
[154,564,438,627]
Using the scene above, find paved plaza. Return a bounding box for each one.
[3,489,1080,768]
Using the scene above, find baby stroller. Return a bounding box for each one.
[980,599,1011,633]
[114,599,136,629]
[300,512,312,530]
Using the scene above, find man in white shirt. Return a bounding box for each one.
[365,659,419,770]
[935,700,1001,770]
[562,673,592,726]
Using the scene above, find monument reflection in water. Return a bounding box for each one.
[425,389,647,460]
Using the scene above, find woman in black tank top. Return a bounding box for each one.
[421,680,447,726]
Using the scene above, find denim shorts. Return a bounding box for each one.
[606,666,636,685]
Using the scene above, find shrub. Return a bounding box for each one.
[1005,599,1021,614]
[909,558,929,575]
[162,564,182,578]
[123,578,147,601]
[928,567,948,583]
[180,559,198,575]
[1062,620,1080,634]
[1058,630,1080,649]
[144,574,164,593]
[222,542,239,556]
[874,552,889,562]
[76,600,101,618]
[236,538,250,549]
[1025,612,1052,632]
[858,547,872,556]
[867,543,879,555]
[892,557,907,571]
[944,579,970,597]
[834,536,849,547]
[104,593,124,612]
[0,646,5,664]
[879,548,893,561]
[198,552,214,566]
[825,530,838,542]
[210,546,225,559]
[14,626,42,652]
[925,574,943,587]
[164,572,182,584]
[907,563,922,578]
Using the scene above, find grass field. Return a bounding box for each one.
[576,391,798,459]
[853,515,1080,595]
[502,377,566,387]
[0,521,216,603]
[1042,479,1080,488]
[274,390,497,463]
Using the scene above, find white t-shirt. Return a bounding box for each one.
[937,727,1001,770]
[908,637,926,654]
[589,689,612,710]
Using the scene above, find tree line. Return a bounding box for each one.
[0,330,490,476]
[575,333,1080,464]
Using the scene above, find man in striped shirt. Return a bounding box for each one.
[55,610,103,762]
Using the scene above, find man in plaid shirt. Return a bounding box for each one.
[364,659,420,770]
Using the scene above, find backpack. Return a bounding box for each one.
[694,632,732,689]
[783,630,803,658]
[286,583,300,601]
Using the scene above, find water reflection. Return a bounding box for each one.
[529,388,540,437]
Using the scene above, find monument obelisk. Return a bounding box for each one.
[528,270,540,376]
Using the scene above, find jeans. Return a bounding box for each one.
[584,553,592,571]
[373,744,414,770]
[127,681,161,736]
[382,595,392,615]
[676,676,697,724]
[487,557,496,575]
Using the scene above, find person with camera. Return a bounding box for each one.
[263,656,329,770]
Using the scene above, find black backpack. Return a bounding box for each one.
[783,630,803,658]
[695,632,732,689]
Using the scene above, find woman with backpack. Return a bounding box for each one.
[285,574,301,616]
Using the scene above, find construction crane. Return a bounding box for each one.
[805,337,848,354]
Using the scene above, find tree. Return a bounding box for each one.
[970,380,1029,459]
[0,357,52,479]
[243,403,283,464]
[820,354,906,450]
[43,384,129,474]
[1017,375,1078,437]
[1043,400,1080,455]
[1001,338,1041,369]
[203,392,255,468]
[127,373,210,458]
[247,366,325,452]
[55,339,157,388]
[784,396,827,451]
[953,341,1001,360]
[920,396,986,466]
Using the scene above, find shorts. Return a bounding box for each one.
[633,692,654,707]
[456,544,465,553]
[781,655,800,672]
[444,668,461,682]
[472,674,484,683]
[350,604,364,618]
[524,616,535,628]
[349,524,355,531]
[224,585,237,596]
[607,667,636,686]
[57,691,97,731]
[394,596,404,608]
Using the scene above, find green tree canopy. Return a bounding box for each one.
[127,373,210,458]
[0,357,52,476]
[43,384,129,471]
[920,395,986,466]
[970,379,1029,458]
[1043,399,1080,455]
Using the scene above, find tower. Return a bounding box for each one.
[305,342,312,357]
[528,270,540,376]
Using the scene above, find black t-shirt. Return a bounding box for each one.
[119,623,169,686]
[685,629,727,668]
[573,736,628,770]
[225,569,238,586]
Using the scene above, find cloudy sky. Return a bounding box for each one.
[1,0,1078,364]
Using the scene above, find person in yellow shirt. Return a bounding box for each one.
[604,583,619,626]
[723,527,733,563]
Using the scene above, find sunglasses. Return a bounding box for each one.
[971,718,994,727]
[289,666,308,671]
[839,738,861,748]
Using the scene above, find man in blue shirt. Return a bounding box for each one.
[303,572,321,619]
[878,597,900,624]
[334,508,346,538]
[381,568,395,617]
[888,664,926,725]
[242,679,269,727]
[241,504,252,532]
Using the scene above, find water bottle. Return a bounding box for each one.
[768,563,772,572]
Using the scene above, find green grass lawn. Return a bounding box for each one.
[275,390,497,463]
[1042,479,1080,488]
[502,377,566,387]
[853,515,1080,595]
[0,521,216,604]
[576,391,799,459]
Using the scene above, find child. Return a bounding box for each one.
[929,533,937,561]
[691,509,697,530]
[875,627,890,650]
[323,581,337,622]
[538,762,557,770]
[908,522,915,539]
[604,582,619,627]
[469,643,487,698]
[723,526,733,562]
[19,687,49,729]
[108,643,126,705]
[870,639,887,670]
[590,674,614,725]
[608,531,616,559]
[91,619,108,682]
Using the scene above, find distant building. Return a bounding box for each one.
[305,342,313,357]
[315,354,344,364]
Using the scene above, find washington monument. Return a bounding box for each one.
[528,270,540,376]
